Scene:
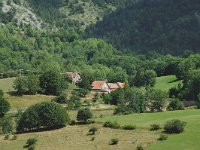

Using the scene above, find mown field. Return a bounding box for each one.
[97,109,200,150]
[155,75,182,91]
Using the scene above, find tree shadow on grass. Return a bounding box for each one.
[17,125,66,134]
[168,79,179,83]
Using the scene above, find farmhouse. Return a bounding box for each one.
[66,72,82,84]
[91,81,125,93]
[108,82,125,92]
[91,81,110,94]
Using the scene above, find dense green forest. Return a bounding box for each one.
[86,0,200,55]
[1,1,200,150]
[0,0,200,103]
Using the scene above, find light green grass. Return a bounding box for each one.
[96,109,200,150]
[0,77,15,95]
[155,75,182,91]
[0,78,54,110]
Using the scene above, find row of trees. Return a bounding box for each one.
[102,87,184,115]
[13,68,66,96]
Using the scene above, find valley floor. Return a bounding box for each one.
[1,109,200,150]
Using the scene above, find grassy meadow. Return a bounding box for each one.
[97,109,200,150]
[0,78,54,111]
[0,77,15,96]
[155,75,182,91]
[0,77,199,150]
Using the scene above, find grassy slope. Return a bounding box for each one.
[155,75,182,91]
[0,77,15,96]
[96,109,200,150]
[0,78,54,110]
[0,123,157,150]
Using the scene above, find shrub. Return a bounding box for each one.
[2,117,13,134]
[109,138,119,145]
[26,138,37,146]
[53,93,68,104]
[164,119,186,134]
[158,134,168,141]
[77,89,89,98]
[28,144,35,150]
[167,99,184,111]
[114,104,132,115]
[150,124,161,131]
[103,121,120,129]
[0,93,11,117]
[89,127,97,135]
[122,125,136,130]
[90,137,95,141]
[70,120,76,126]
[17,102,70,133]
[77,108,92,124]
[13,76,28,95]
[68,95,81,110]
[136,145,144,150]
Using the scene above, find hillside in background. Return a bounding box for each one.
[86,0,200,55]
[0,0,130,29]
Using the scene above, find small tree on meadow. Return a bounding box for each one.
[53,93,68,104]
[89,127,97,135]
[146,88,167,112]
[17,102,70,133]
[167,98,184,111]
[27,73,40,95]
[39,69,64,95]
[77,108,92,123]
[13,76,28,95]
[2,116,13,134]
[0,91,10,117]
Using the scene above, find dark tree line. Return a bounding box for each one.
[86,0,200,55]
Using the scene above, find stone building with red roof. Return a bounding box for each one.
[91,81,125,94]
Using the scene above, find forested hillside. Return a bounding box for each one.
[0,0,129,29]
[86,0,200,55]
[18,0,130,28]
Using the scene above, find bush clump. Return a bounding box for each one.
[103,121,120,129]
[52,93,68,104]
[89,127,98,135]
[109,138,119,145]
[26,138,37,146]
[122,124,136,130]
[2,117,13,134]
[77,108,92,124]
[0,90,10,117]
[70,120,76,126]
[158,134,168,141]
[136,145,144,150]
[17,102,70,133]
[150,124,161,131]
[167,99,184,111]
[26,138,37,150]
[164,119,186,134]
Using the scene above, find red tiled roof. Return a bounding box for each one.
[108,83,120,89]
[91,81,106,90]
